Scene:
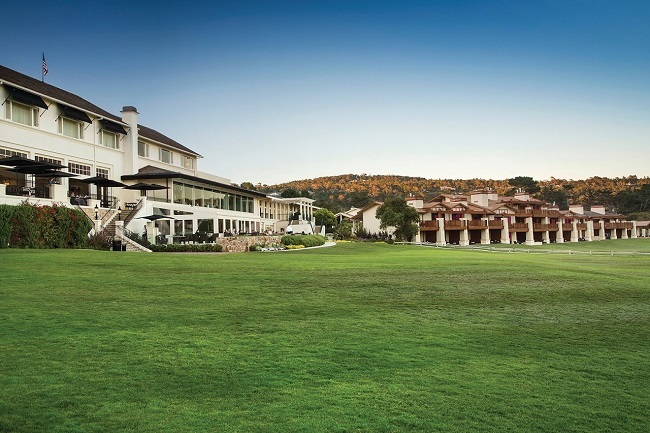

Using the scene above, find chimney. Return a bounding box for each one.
[590,205,606,215]
[569,204,584,214]
[406,195,423,209]
[514,191,530,201]
[121,106,139,175]
[470,190,489,207]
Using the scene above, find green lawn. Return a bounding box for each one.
[1,243,649,432]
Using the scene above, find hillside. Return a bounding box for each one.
[254,174,650,216]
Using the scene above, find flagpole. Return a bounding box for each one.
[42,52,44,82]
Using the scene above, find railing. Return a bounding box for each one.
[562,223,573,230]
[532,210,560,217]
[5,185,51,199]
[576,223,588,230]
[592,222,601,230]
[123,227,152,249]
[419,220,439,231]
[444,220,466,229]
[467,220,487,229]
[533,223,557,231]
[488,220,504,229]
[509,223,529,231]
[604,222,633,230]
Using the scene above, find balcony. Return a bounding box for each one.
[561,223,573,231]
[444,220,467,230]
[532,210,560,217]
[488,220,504,229]
[592,222,601,230]
[509,222,529,232]
[576,223,587,230]
[467,220,488,229]
[533,223,557,231]
[419,220,439,231]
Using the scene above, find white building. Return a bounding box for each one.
[0,64,314,245]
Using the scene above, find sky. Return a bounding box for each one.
[3,0,649,185]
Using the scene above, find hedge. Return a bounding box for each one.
[0,203,92,249]
[148,243,223,253]
[280,234,326,247]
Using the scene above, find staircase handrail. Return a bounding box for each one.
[123,226,153,250]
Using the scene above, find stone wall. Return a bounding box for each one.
[215,235,283,253]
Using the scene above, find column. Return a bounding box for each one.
[571,220,579,242]
[525,216,535,245]
[481,218,490,245]
[436,217,446,246]
[542,217,550,244]
[501,218,511,244]
[631,221,638,239]
[621,223,628,239]
[585,221,594,242]
[610,223,618,239]
[556,218,564,243]
[459,220,469,246]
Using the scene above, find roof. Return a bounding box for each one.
[351,202,383,220]
[0,64,200,157]
[137,124,202,157]
[121,165,267,197]
[0,64,121,122]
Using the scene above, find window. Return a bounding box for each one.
[96,168,109,178]
[1,148,27,158]
[5,101,39,127]
[100,130,118,149]
[181,155,194,169]
[160,148,173,164]
[59,117,83,139]
[68,162,91,176]
[35,156,62,165]
[138,141,149,157]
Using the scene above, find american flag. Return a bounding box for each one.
[42,53,48,77]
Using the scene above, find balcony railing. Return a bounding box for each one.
[467,220,487,229]
[576,223,587,230]
[419,220,439,231]
[488,220,504,229]
[592,222,601,230]
[509,222,529,232]
[533,223,557,231]
[561,223,573,230]
[444,220,466,230]
[532,210,560,217]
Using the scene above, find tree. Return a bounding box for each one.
[313,208,336,229]
[240,182,256,191]
[507,176,540,194]
[375,197,420,242]
[281,188,300,198]
[334,221,353,240]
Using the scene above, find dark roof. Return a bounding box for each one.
[0,64,200,156]
[137,124,202,157]
[122,166,267,198]
[0,65,121,122]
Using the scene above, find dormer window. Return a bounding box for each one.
[5,100,39,127]
[3,85,48,127]
[60,117,84,139]
[99,130,118,149]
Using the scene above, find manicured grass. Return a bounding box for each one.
[1,243,649,432]
[488,238,650,253]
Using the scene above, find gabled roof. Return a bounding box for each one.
[0,64,121,122]
[351,201,383,220]
[137,124,202,157]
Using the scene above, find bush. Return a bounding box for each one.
[149,243,223,253]
[0,202,91,249]
[281,234,326,247]
[88,231,113,251]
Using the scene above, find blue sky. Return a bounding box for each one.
[4,0,649,185]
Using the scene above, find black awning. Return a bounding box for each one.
[100,119,128,135]
[4,85,48,110]
[59,104,92,123]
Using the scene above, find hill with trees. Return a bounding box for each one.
[248,174,650,219]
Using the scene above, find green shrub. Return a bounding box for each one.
[0,205,14,248]
[149,243,223,253]
[281,234,326,247]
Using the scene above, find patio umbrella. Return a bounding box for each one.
[137,214,176,221]
[33,171,79,178]
[123,182,168,199]
[79,176,126,187]
[0,156,45,167]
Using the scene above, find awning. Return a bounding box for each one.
[79,176,126,187]
[59,104,92,123]
[4,85,48,110]
[100,119,128,135]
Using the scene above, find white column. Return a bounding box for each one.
[481,218,490,245]
[525,217,535,245]
[436,217,446,246]
[555,218,564,244]
[115,220,124,241]
[0,184,6,196]
[459,220,469,246]
[610,222,618,239]
[621,223,628,239]
[631,221,637,238]
[585,221,594,242]
[571,220,579,242]
[501,218,511,244]
[542,217,550,243]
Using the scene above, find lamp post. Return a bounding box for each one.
[94,204,98,220]
[117,206,122,221]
